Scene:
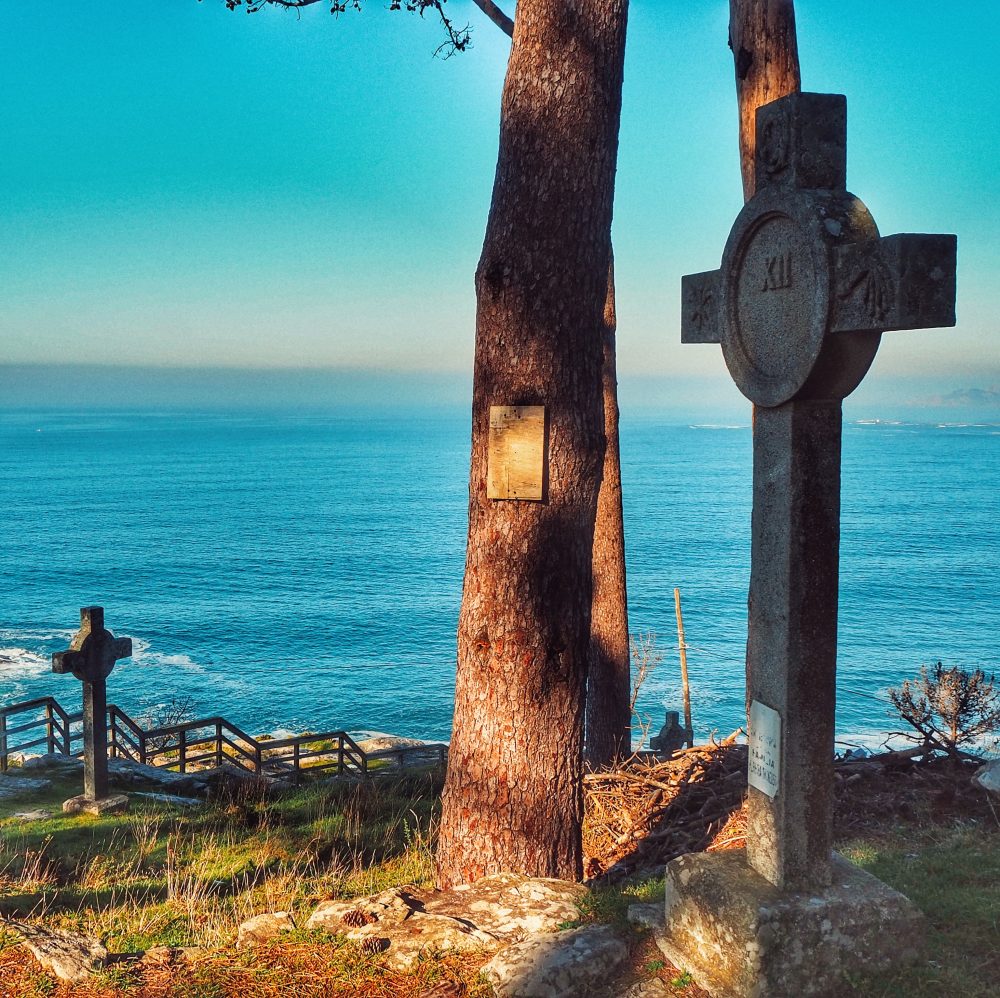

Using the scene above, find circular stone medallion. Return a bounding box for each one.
[719,190,832,407]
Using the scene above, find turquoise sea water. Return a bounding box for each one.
[1,407,997,748]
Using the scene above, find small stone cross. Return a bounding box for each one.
[681,92,956,891]
[53,606,132,801]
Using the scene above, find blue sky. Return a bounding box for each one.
[1,1,997,418]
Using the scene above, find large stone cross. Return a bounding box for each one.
[53,606,132,801]
[681,92,956,891]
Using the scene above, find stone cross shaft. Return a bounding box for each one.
[52,606,132,801]
[680,92,956,891]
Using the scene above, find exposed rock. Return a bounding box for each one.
[108,759,207,795]
[355,736,427,753]
[306,875,605,976]
[20,754,83,772]
[617,979,670,998]
[236,911,296,949]
[140,945,202,966]
[0,774,52,799]
[2,920,107,983]
[626,902,664,930]
[132,792,204,808]
[62,794,130,815]
[12,809,52,822]
[483,924,629,998]
[427,873,588,941]
[307,886,497,970]
[974,759,1000,796]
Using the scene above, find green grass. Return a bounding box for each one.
[2,766,998,997]
[0,769,442,951]
[841,823,1000,996]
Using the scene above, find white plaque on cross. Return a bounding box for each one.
[748,700,781,799]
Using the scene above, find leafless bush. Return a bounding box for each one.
[888,662,1000,758]
[628,632,663,752]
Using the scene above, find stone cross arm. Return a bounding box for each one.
[679,91,957,408]
[682,232,956,346]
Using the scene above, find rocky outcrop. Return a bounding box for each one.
[0,774,53,799]
[483,924,629,998]
[236,911,296,949]
[303,873,632,993]
[1,920,107,983]
[62,793,130,815]
[306,886,498,970]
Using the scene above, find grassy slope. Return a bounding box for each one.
[0,769,997,996]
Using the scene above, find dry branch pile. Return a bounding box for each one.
[583,731,748,882]
[832,747,997,834]
[583,737,998,885]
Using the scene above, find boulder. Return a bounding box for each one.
[140,945,202,967]
[0,774,52,799]
[20,754,83,772]
[108,759,207,795]
[237,911,296,949]
[483,924,629,998]
[1,920,107,983]
[62,794,130,816]
[626,902,664,930]
[974,759,1000,796]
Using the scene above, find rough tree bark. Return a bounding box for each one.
[585,255,631,766]
[473,0,633,773]
[436,0,629,888]
[729,0,801,201]
[730,0,801,705]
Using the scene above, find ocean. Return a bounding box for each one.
[1,407,997,750]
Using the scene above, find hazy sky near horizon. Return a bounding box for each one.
[1,2,997,410]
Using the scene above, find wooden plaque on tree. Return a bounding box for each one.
[487,405,546,501]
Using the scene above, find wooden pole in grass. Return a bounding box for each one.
[674,588,693,747]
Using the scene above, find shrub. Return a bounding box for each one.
[888,662,1000,758]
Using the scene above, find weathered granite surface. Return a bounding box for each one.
[304,872,625,990]
[483,924,628,998]
[62,793,130,815]
[1,920,107,983]
[658,851,925,998]
[236,911,296,949]
[0,774,52,799]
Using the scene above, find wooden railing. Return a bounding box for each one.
[0,696,82,772]
[106,706,370,783]
[2,696,445,783]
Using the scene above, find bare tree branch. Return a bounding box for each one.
[471,0,513,37]
[217,0,479,57]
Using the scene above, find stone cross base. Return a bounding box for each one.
[657,851,925,997]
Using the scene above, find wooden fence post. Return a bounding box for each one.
[45,702,56,755]
[674,587,694,748]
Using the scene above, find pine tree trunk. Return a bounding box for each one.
[729,0,801,202]
[436,0,629,889]
[585,256,631,767]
